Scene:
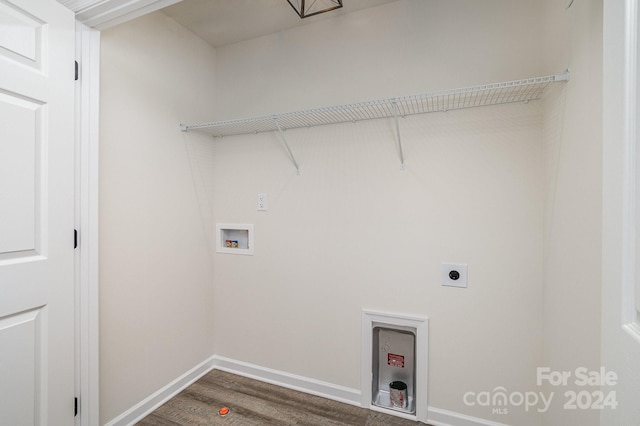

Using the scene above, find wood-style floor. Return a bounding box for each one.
[137,369,430,426]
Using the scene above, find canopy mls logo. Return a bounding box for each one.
[463,387,553,414]
[463,367,619,415]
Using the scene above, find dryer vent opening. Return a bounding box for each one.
[372,326,416,414]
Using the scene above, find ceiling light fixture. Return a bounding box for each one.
[286,0,343,19]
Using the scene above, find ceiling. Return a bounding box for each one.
[162,0,400,48]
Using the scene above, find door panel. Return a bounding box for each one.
[0,0,43,69]
[0,0,75,425]
[0,308,44,426]
[0,90,43,258]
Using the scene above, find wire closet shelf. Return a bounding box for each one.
[180,71,569,137]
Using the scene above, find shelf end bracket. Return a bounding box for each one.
[554,69,570,82]
[180,124,188,132]
[274,117,301,175]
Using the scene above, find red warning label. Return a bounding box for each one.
[388,353,405,368]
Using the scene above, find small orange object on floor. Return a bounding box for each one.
[218,406,230,416]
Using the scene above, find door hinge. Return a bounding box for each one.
[75,397,78,416]
[75,61,79,81]
[74,229,78,249]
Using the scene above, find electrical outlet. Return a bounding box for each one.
[257,193,267,211]
[441,263,468,288]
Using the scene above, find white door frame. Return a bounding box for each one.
[602,0,640,424]
[74,22,101,426]
[68,2,182,425]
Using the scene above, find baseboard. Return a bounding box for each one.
[427,406,511,426]
[211,355,362,407]
[212,356,504,426]
[104,354,506,426]
[104,355,216,426]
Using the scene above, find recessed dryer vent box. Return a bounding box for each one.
[216,223,253,255]
[362,311,428,423]
[372,326,416,415]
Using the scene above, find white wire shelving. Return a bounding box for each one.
[180,71,569,172]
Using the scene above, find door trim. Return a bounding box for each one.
[621,0,640,341]
[74,22,100,426]
[63,0,182,30]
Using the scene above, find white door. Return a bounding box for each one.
[0,0,75,424]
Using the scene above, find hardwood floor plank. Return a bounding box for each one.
[137,370,429,426]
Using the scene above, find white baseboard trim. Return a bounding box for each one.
[104,356,216,426]
[104,354,506,426]
[211,355,362,407]
[427,406,511,426]
[212,356,504,426]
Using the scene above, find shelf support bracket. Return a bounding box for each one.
[274,117,301,175]
[392,101,406,170]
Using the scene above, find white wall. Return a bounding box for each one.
[213,0,545,121]
[99,12,216,424]
[97,1,607,425]
[208,1,547,424]
[541,0,602,425]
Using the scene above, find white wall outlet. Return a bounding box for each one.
[257,193,267,211]
[441,263,468,288]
